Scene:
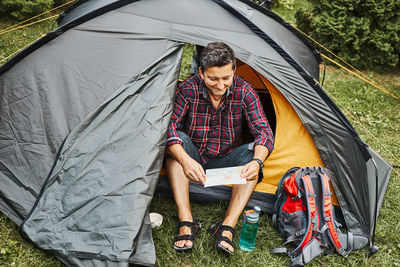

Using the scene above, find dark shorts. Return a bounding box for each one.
[170,131,263,183]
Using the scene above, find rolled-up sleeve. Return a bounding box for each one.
[243,87,274,153]
[167,88,189,146]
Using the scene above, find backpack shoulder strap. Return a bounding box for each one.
[297,169,319,250]
[318,167,346,256]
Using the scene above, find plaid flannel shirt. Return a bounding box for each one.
[167,74,274,164]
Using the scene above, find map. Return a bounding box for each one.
[204,166,246,187]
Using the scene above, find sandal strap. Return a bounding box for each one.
[176,219,201,236]
[219,224,235,238]
[174,234,195,242]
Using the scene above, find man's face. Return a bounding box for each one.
[199,63,235,97]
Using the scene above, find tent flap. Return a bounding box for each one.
[20,43,184,265]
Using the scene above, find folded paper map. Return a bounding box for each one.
[204,166,246,187]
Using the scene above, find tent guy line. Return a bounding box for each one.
[0,15,59,36]
[0,0,76,35]
[321,54,397,99]
[292,23,398,99]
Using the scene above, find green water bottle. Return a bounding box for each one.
[239,206,261,251]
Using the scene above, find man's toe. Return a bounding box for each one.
[174,239,192,248]
[175,240,184,248]
[220,241,234,252]
[185,240,193,247]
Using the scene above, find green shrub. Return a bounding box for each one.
[272,0,295,10]
[0,0,54,21]
[295,0,400,72]
[53,0,73,7]
[251,0,295,10]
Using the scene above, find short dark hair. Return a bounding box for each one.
[199,42,236,71]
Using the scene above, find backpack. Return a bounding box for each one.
[271,166,369,266]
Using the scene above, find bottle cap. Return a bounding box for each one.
[246,212,259,222]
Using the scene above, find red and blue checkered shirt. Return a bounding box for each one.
[167,74,274,164]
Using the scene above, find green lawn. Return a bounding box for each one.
[1,1,399,266]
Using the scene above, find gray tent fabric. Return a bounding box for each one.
[55,0,321,81]
[0,0,393,266]
[21,44,183,264]
[0,1,180,225]
[366,148,392,237]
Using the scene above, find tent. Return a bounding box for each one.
[0,0,392,266]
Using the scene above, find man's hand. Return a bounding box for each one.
[182,156,206,185]
[241,160,260,181]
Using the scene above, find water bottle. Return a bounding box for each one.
[239,206,261,251]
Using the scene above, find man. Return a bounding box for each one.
[166,42,274,255]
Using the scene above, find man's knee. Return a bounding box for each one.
[232,177,258,191]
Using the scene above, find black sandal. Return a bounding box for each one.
[172,219,202,251]
[209,222,235,256]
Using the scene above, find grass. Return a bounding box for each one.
[0,16,58,65]
[0,216,63,267]
[1,0,400,266]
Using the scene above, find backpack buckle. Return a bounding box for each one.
[339,247,349,257]
[291,195,300,201]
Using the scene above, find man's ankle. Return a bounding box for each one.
[178,213,193,222]
[221,218,236,228]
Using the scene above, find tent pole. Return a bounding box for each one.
[321,60,326,86]
[250,66,269,92]
[369,157,379,255]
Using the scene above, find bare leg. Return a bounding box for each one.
[165,157,194,248]
[219,179,258,253]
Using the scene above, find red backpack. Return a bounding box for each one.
[271,166,369,266]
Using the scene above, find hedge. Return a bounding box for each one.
[295,0,400,72]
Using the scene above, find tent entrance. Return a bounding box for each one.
[237,59,276,143]
[235,62,338,205]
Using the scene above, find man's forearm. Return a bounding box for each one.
[167,143,191,166]
[253,145,270,162]
[240,145,269,181]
